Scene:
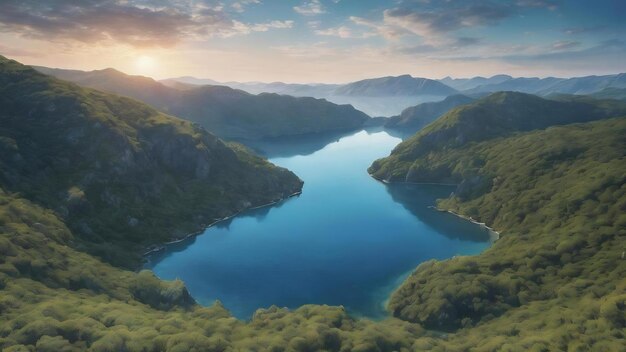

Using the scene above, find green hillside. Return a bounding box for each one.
[0,187,432,351]
[590,87,626,100]
[385,94,474,135]
[1,56,302,267]
[385,117,626,350]
[369,91,626,182]
[367,87,626,348]
[34,66,369,141]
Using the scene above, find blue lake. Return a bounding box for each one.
[145,129,492,319]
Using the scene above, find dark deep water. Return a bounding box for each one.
[145,129,493,319]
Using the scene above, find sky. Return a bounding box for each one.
[0,0,625,83]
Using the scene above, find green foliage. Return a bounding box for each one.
[131,271,195,310]
[370,91,626,182]
[0,55,302,267]
[382,117,626,349]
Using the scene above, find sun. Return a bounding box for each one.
[134,55,157,74]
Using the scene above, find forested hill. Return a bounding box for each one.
[1,56,302,267]
[384,117,626,351]
[369,91,626,183]
[384,94,474,135]
[34,66,369,141]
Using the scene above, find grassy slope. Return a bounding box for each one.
[0,56,302,267]
[34,66,369,141]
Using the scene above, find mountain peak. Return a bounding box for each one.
[334,75,457,97]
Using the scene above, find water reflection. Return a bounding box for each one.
[241,129,359,158]
[385,184,492,242]
[383,127,414,140]
[144,195,298,265]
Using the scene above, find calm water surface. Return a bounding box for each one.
[145,129,492,319]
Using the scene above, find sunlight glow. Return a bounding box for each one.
[134,55,157,74]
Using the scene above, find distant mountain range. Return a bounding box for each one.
[457,73,626,96]
[165,74,459,117]
[163,77,339,97]
[166,72,626,99]
[160,72,626,117]
[34,66,368,141]
[333,75,457,97]
[439,75,513,91]
[165,74,456,98]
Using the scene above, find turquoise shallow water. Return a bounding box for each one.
[145,129,491,319]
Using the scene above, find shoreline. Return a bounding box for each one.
[141,190,302,258]
[369,173,458,187]
[369,173,501,241]
[430,206,500,242]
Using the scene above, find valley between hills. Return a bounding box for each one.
[1,54,625,352]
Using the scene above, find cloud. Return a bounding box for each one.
[512,39,626,62]
[393,36,482,57]
[314,26,375,39]
[315,26,353,38]
[394,44,439,55]
[454,37,482,47]
[349,16,410,40]
[294,0,325,16]
[0,0,287,47]
[0,43,39,57]
[563,25,607,35]
[441,39,626,74]
[356,0,564,45]
[551,40,580,50]
[228,20,294,36]
[231,0,261,13]
[307,21,321,29]
[272,42,340,58]
[515,0,559,10]
[383,1,513,41]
